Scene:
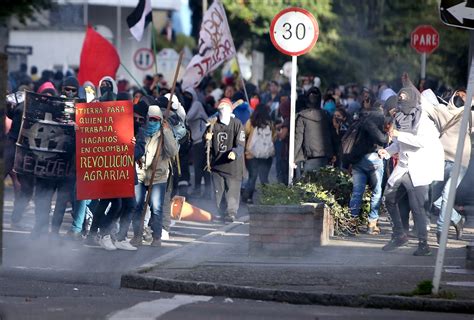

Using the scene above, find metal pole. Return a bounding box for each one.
[421,52,426,80]
[288,55,297,186]
[0,53,6,265]
[432,53,474,295]
[203,0,208,16]
[117,1,122,53]
[84,0,88,26]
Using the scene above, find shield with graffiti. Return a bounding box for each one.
[14,91,76,180]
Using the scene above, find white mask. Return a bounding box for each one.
[218,105,232,125]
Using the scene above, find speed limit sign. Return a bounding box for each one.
[270,7,319,56]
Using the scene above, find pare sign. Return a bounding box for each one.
[411,25,439,54]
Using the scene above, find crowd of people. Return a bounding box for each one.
[5,63,471,256]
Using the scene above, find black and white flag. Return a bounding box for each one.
[127,0,152,41]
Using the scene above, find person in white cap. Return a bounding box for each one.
[131,105,179,247]
[205,98,246,223]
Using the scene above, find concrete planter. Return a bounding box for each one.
[248,203,333,257]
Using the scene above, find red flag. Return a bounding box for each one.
[78,26,120,86]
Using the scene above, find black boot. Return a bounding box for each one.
[413,241,432,256]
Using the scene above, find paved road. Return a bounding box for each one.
[1,186,473,319]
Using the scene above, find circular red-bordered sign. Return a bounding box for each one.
[270,7,319,56]
[133,48,155,71]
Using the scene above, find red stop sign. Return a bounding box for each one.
[411,25,439,54]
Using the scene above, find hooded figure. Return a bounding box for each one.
[185,88,208,145]
[294,86,335,172]
[164,93,186,121]
[393,86,422,134]
[98,76,118,101]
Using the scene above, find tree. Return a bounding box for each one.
[0,0,52,24]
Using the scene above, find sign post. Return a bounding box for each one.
[410,25,439,80]
[433,2,474,295]
[270,7,319,185]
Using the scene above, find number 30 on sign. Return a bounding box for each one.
[270,7,319,56]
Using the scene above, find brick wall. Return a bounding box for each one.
[248,203,330,257]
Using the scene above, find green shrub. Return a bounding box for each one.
[259,166,371,235]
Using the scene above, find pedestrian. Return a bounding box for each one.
[185,88,210,197]
[421,88,472,243]
[346,104,389,235]
[205,98,245,223]
[378,85,444,256]
[131,105,179,247]
[242,104,275,204]
[294,87,335,174]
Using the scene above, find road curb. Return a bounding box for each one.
[120,273,474,314]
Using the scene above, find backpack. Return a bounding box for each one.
[247,125,275,159]
[164,110,191,149]
[340,119,365,165]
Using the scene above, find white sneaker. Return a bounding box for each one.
[161,229,170,241]
[114,240,138,251]
[99,235,117,251]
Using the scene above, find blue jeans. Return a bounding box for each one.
[245,157,273,196]
[350,152,384,221]
[432,161,466,232]
[132,182,167,240]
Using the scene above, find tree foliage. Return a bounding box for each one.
[0,0,53,24]
[194,0,470,89]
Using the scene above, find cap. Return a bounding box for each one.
[148,105,163,120]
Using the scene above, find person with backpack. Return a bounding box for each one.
[294,87,335,174]
[242,104,276,204]
[344,105,389,235]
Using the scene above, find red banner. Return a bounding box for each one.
[75,100,134,200]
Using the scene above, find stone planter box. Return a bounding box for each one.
[248,203,333,257]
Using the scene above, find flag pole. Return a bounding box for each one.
[120,62,147,94]
[151,23,159,75]
[235,55,250,103]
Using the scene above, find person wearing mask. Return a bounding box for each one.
[420,88,472,243]
[378,86,444,256]
[242,104,275,204]
[32,77,79,238]
[131,105,179,247]
[294,87,335,173]
[185,88,211,197]
[205,98,246,222]
[98,76,118,101]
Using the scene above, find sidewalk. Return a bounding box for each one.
[121,215,474,313]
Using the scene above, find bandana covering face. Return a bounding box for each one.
[145,121,161,136]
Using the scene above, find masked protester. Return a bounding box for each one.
[131,105,179,247]
[421,88,472,243]
[204,98,246,223]
[83,81,97,103]
[98,76,117,102]
[378,85,444,256]
[61,76,80,98]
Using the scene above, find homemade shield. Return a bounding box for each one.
[14,91,76,180]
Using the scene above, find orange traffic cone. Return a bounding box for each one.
[171,196,212,222]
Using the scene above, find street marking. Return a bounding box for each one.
[108,294,212,319]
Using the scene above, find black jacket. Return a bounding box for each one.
[351,110,388,164]
[294,108,335,162]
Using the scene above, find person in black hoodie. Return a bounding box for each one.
[205,98,245,223]
[347,107,389,235]
[294,87,335,173]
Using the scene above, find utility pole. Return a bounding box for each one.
[0,53,6,265]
